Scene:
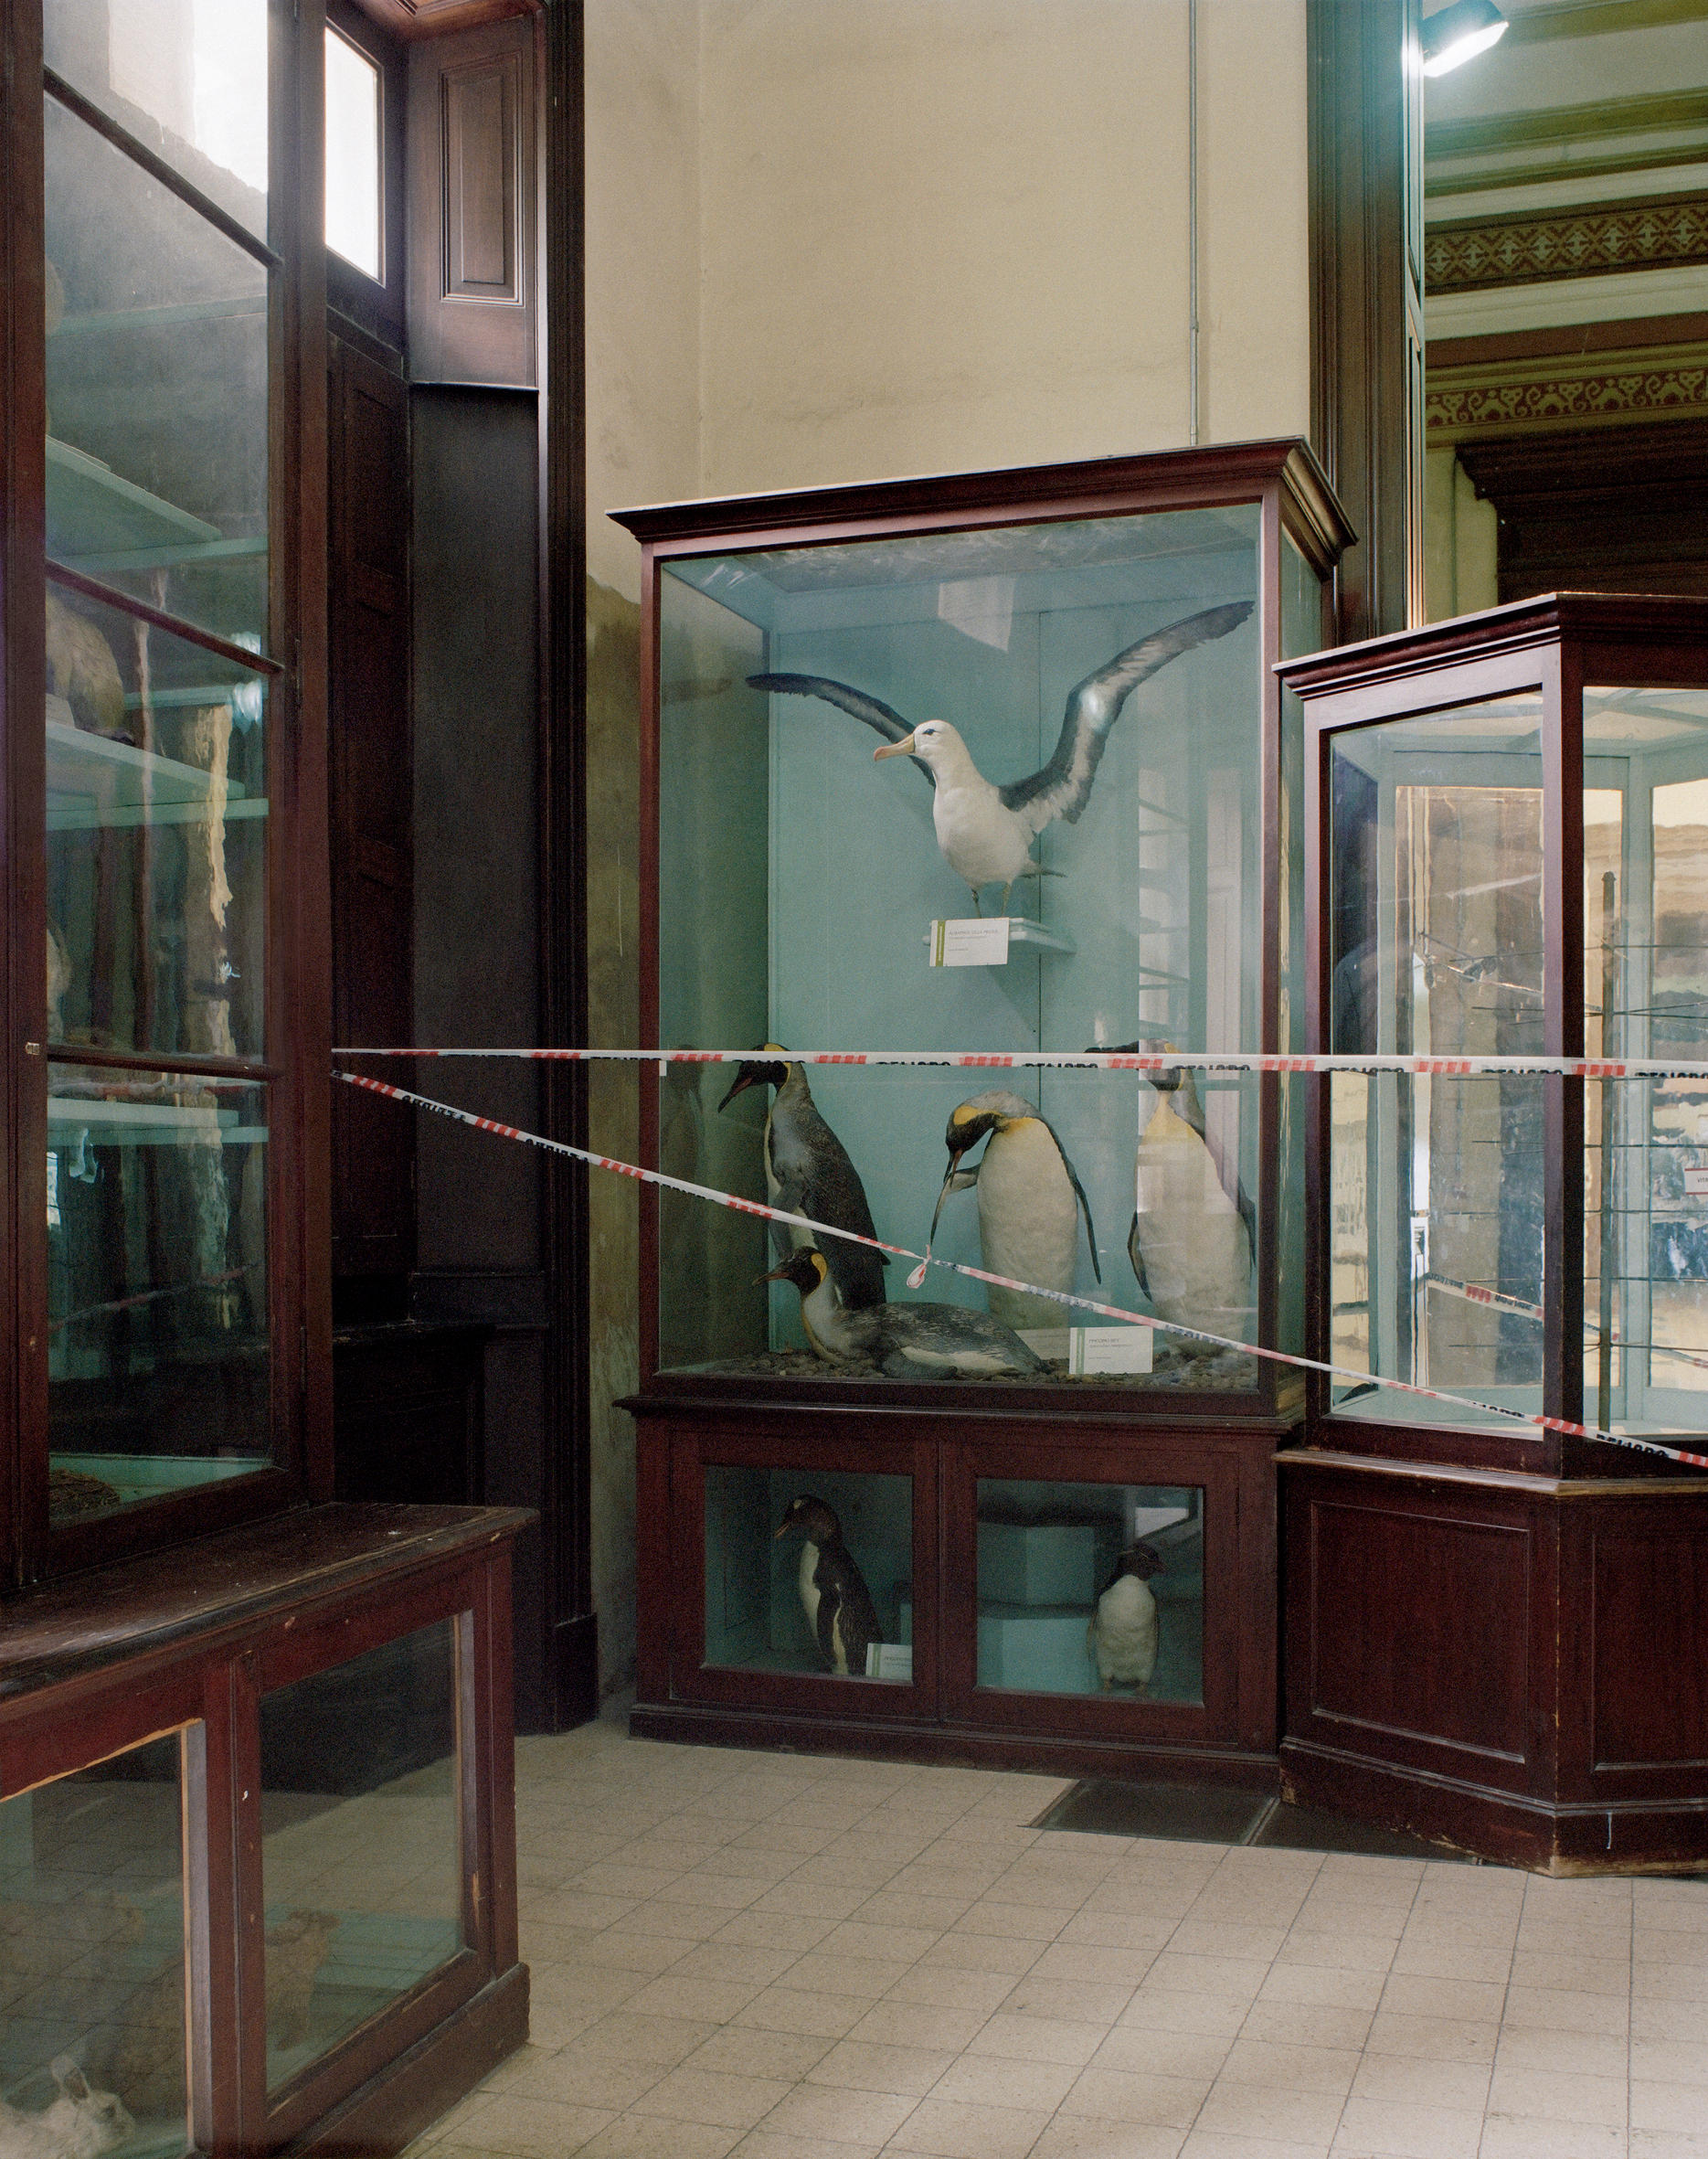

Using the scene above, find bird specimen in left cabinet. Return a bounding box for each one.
[0,2057,134,2159]
[775,1494,882,1676]
[46,589,128,740]
[719,1048,887,1309]
[1129,1064,1252,1337]
[928,1090,1098,1332]
[749,600,1251,914]
[760,1247,1045,1377]
[1087,1543,1165,1691]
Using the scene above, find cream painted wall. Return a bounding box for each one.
[582,0,1311,1696]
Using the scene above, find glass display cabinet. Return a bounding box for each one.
[1,0,538,2142]
[1280,593,1708,1870]
[616,442,1352,1778]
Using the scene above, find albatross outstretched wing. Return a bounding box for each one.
[1000,600,1253,830]
[748,673,934,786]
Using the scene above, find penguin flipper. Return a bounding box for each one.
[812,1568,843,1672]
[1128,1211,1152,1303]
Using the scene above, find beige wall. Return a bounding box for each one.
[583,0,1311,1696]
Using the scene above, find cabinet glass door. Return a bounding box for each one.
[39,0,282,1528]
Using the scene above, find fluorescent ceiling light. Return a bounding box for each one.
[1421,0,1508,77]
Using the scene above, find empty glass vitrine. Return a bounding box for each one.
[1288,596,1708,1447]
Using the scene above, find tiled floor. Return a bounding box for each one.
[407,1710,1708,2159]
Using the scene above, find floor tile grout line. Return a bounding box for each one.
[1325,1854,1426,2159]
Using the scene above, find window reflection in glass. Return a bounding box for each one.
[260,1623,464,2092]
[45,0,269,238]
[44,93,270,647]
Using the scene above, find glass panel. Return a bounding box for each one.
[1581,688,1708,1434]
[1328,694,1546,1429]
[45,0,269,240]
[260,1622,464,2091]
[324,28,381,279]
[658,508,1274,1391]
[975,1479,1204,1704]
[0,1730,187,2154]
[48,1064,270,1514]
[46,582,268,1061]
[705,1468,914,1679]
[45,92,270,645]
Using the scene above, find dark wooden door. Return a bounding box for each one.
[329,335,415,1292]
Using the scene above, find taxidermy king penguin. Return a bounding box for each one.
[776,1494,882,1676]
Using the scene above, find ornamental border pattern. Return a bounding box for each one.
[1428,347,1708,434]
[1426,194,1708,292]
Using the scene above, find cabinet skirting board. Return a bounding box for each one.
[298,1964,530,2158]
[631,1701,1281,1791]
[1281,1742,1708,1876]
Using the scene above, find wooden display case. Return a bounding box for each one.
[1282,592,1708,1868]
[0,1505,530,2156]
[614,442,1352,1777]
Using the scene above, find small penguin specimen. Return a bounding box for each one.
[750,601,1251,914]
[46,589,128,739]
[760,1247,1046,1377]
[46,920,71,1042]
[1130,1064,1253,1336]
[775,1494,882,1676]
[719,1047,887,1310]
[927,1090,1098,1333]
[1088,1543,1165,1691]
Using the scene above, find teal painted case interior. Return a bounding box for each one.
[704,1466,913,1677]
[657,508,1309,1389]
[976,1479,1204,1704]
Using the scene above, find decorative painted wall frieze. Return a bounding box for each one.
[1426,194,1708,292]
[1427,340,1708,435]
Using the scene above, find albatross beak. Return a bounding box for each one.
[873,733,917,761]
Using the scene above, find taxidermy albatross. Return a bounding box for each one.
[750,600,1252,914]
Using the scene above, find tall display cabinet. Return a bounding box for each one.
[612,441,1353,1781]
[0,3,531,2147]
[1283,593,1708,1871]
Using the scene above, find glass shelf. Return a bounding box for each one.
[46,437,266,576]
[48,714,264,834]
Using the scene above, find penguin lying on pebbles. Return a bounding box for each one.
[1088,1543,1165,1691]
[775,1494,882,1676]
[760,1248,1045,1377]
[719,1048,886,1310]
[750,601,1251,915]
[1130,1064,1253,1337]
[927,1091,1098,1333]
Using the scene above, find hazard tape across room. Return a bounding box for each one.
[333,1047,1708,1473]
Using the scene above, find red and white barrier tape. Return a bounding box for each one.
[337,1069,1708,1472]
[334,1045,1708,1081]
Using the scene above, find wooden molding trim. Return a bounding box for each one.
[349,0,539,40]
[1429,88,1708,167]
[1507,0,1708,38]
[1426,191,1708,293]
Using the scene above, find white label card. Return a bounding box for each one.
[1070,1325,1154,1376]
[865,1643,915,1681]
[930,917,1012,968]
[1685,1166,1708,1199]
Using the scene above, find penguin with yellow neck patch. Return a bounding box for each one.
[719,1046,886,1310]
[759,1249,1046,1377]
[775,1494,881,1676]
[928,1090,1098,1333]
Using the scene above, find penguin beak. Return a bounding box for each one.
[874,733,916,761]
[928,1160,963,1250]
[718,1069,755,1111]
[756,1261,791,1287]
[772,1519,792,1541]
